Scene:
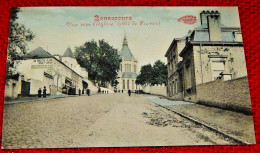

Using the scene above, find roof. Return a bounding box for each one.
[122,72,138,78]
[192,30,235,42]
[120,35,135,60]
[23,47,54,58]
[195,24,226,30]
[63,47,74,58]
[120,45,135,60]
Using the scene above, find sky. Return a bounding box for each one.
[17,7,241,67]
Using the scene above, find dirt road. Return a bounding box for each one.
[2,93,234,149]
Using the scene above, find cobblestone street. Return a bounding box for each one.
[2,93,235,149]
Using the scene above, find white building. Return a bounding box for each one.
[5,47,90,99]
[116,35,139,91]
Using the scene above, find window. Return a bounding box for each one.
[123,80,125,89]
[211,61,225,80]
[127,80,129,89]
[169,61,172,71]
[134,65,136,73]
[132,80,134,89]
[120,64,122,71]
[171,82,174,96]
[174,79,178,94]
[185,62,192,89]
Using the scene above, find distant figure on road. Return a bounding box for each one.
[43,86,47,98]
[38,88,42,97]
[128,89,131,97]
[122,90,123,93]
[78,89,81,96]
[87,89,90,96]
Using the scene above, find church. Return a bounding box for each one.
[116,34,139,91]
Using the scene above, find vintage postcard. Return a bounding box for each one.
[2,7,255,149]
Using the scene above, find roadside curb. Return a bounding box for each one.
[151,102,250,145]
[4,93,100,105]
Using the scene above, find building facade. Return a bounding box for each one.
[165,10,247,102]
[5,47,89,99]
[116,35,139,91]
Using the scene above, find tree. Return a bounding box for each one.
[74,39,121,87]
[74,40,99,81]
[136,64,153,85]
[136,60,167,85]
[7,8,35,70]
[151,60,168,85]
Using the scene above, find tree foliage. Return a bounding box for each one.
[136,64,153,85]
[7,8,35,68]
[136,60,168,85]
[74,40,121,87]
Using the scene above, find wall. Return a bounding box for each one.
[193,45,247,85]
[30,75,54,95]
[142,84,167,97]
[196,76,252,114]
[5,78,22,100]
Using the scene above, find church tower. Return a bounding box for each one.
[116,34,139,91]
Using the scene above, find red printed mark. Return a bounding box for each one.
[178,15,197,25]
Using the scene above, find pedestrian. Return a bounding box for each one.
[43,86,47,98]
[38,88,42,98]
[128,89,131,96]
[78,88,81,96]
[87,89,90,96]
[122,90,123,93]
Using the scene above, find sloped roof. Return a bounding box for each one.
[120,45,135,60]
[23,47,54,58]
[63,47,74,58]
[195,23,226,30]
[122,72,138,78]
[120,35,135,60]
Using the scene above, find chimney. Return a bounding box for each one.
[207,11,222,41]
[200,10,212,25]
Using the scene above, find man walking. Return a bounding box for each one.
[43,86,47,98]
[87,89,90,96]
[38,88,42,98]
[78,88,81,96]
[128,89,131,97]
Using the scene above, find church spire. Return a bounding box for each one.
[123,32,128,46]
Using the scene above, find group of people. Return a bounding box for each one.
[98,87,109,94]
[78,88,91,96]
[113,89,140,96]
[38,86,47,98]
[113,89,132,96]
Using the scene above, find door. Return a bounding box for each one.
[21,81,30,97]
